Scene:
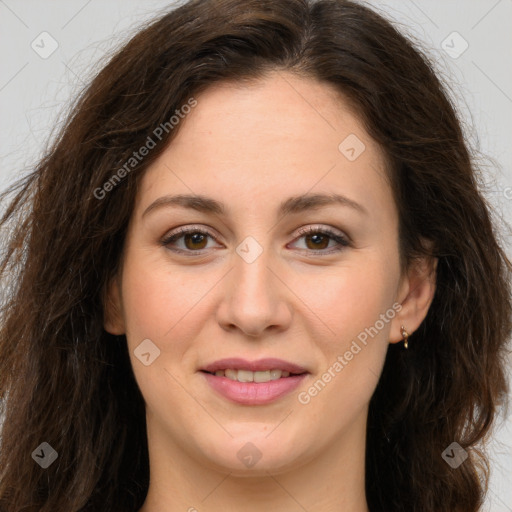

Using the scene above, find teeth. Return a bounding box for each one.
[270,369,286,380]
[225,369,238,380]
[213,369,292,382]
[237,369,253,382]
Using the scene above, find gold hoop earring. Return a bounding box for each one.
[400,325,409,349]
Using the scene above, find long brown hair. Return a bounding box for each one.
[1,1,510,510]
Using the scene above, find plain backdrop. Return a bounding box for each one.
[0,0,511,510]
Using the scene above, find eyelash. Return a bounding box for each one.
[161,225,351,256]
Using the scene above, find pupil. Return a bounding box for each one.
[186,233,207,249]
[307,233,328,250]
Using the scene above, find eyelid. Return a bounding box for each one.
[160,225,218,249]
[161,224,351,255]
[293,224,351,243]
[289,225,351,254]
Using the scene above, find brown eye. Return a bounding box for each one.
[162,227,217,253]
[304,232,330,250]
[291,226,350,254]
[183,232,208,250]
[162,225,350,256]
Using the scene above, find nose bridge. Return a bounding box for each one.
[217,233,291,336]
[235,239,274,301]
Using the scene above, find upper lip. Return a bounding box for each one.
[200,357,309,374]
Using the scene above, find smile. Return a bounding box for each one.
[200,370,308,405]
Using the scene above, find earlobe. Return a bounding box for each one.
[103,275,126,335]
[390,254,438,344]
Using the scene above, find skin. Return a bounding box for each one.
[104,70,437,512]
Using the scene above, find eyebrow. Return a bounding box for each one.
[142,192,368,218]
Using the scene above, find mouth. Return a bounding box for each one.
[199,357,309,405]
[199,357,309,381]
[200,368,306,383]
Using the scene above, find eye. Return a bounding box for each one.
[289,225,351,254]
[161,226,219,253]
[161,225,351,255]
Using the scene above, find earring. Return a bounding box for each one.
[400,325,409,349]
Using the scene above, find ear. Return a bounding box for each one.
[103,274,126,335]
[389,249,438,344]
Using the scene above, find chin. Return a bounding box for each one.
[195,430,310,475]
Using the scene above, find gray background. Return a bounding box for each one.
[0,0,511,510]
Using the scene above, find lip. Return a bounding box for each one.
[200,357,309,374]
[200,372,308,405]
[199,357,310,405]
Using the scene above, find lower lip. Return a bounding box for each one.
[200,371,308,405]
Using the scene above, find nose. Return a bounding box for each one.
[215,248,293,338]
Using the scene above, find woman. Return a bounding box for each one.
[0,0,510,511]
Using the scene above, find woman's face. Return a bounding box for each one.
[105,71,435,476]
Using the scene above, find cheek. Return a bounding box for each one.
[120,248,210,346]
[293,261,397,408]
[119,250,210,417]
[261,273,396,461]
[297,261,398,343]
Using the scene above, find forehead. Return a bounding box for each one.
[136,71,392,219]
